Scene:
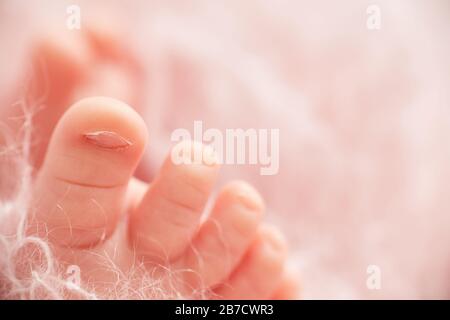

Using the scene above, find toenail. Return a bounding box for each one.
[228,182,264,211]
[203,145,219,166]
[83,131,132,150]
[261,227,288,254]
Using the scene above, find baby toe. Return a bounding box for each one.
[30,97,147,248]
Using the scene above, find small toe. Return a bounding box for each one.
[129,140,220,263]
[271,268,301,300]
[176,181,264,290]
[214,225,288,299]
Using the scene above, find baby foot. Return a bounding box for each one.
[22,97,298,299]
[0,25,298,299]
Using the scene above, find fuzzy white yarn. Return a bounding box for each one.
[1,0,450,299]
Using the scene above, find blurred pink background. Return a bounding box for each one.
[0,0,449,298]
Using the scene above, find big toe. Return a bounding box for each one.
[29,97,147,248]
